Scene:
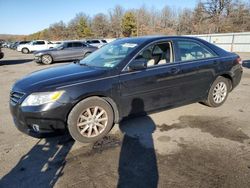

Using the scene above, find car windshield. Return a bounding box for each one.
[79,40,140,68]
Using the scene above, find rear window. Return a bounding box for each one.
[177,40,215,61]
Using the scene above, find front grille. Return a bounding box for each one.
[10,91,25,105]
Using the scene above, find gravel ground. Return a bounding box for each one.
[0,48,250,188]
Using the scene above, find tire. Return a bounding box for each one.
[41,55,53,65]
[21,48,29,54]
[204,76,230,107]
[84,52,91,58]
[67,97,114,143]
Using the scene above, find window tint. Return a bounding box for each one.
[134,42,173,67]
[87,40,100,44]
[72,42,83,47]
[177,41,215,61]
[35,41,45,45]
[101,40,107,43]
[66,43,73,48]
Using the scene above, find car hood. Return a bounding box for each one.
[12,63,109,92]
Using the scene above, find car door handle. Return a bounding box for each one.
[169,67,180,74]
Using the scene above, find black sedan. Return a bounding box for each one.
[33,41,97,65]
[10,36,243,143]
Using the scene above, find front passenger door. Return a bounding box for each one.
[119,41,183,117]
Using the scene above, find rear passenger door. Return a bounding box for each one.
[175,39,218,101]
[60,42,84,60]
[73,42,86,59]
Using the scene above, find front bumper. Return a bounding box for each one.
[34,55,42,63]
[9,99,71,138]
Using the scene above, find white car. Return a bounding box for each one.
[17,40,59,54]
[86,39,107,48]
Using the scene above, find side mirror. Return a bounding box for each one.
[242,60,250,68]
[73,60,80,64]
[128,59,147,71]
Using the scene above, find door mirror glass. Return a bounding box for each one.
[128,59,147,71]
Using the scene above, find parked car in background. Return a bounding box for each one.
[17,40,58,54]
[86,39,107,48]
[0,47,4,59]
[9,36,243,143]
[10,42,19,49]
[7,42,14,48]
[2,42,8,48]
[13,41,31,50]
[33,41,97,64]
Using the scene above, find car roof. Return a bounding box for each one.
[63,40,85,43]
[116,35,206,43]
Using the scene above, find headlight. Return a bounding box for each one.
[21,91,64,106]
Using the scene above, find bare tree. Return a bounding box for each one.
[109,5,124,37]
[25,1,250,40]
[92,13,109,38]
[202,0,232,32]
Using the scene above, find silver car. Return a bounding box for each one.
[34,41,97,65]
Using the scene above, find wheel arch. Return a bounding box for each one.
[219,73,233,91]
[41,54,54,63]
[22,47,29,53]
[66,94,120,127]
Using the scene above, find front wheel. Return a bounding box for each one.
[67,97,114,143]
[204,76,230,107]
[41,55,53,65]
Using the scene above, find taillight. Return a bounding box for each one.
[236,57,242,65]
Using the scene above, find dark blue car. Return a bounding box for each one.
[10,36,243,143]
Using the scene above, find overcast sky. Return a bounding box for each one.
[0,0,198,35]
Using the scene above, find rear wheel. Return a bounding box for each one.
[41,55,53,65]
[67,97,114,143]
[21,48,29,54]
[204,76,230,107]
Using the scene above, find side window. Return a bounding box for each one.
[73,42,83,47]
[134,42,173,67]
[177,41,215,61]
[88,40,100,44]
[36,41,45,45]
[66,43,73,48]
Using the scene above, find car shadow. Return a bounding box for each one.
[0,59,33,65]
[0,135,74,188]
[243,60,250,68]
[117,98,159,188]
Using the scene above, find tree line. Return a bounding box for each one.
[25,0,250,41]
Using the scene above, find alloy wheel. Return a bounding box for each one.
[77,106,108,138]
[213,82,227,104]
